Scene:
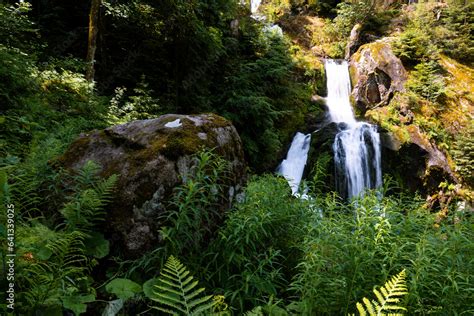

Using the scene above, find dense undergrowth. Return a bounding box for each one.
[1,0,474,315]
[3,152,473,314]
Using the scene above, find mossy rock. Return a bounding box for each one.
[57,113,246,258]
[350,39,407,115]
[380,124,458,194]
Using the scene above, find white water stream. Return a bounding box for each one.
[277,132,311,196]
[278,60,382,199]
[326,60,382,199]
[250,0,262,14]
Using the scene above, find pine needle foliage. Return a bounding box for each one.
[352,270,408,316]
[151,256,215,315]
[451,122,474,187]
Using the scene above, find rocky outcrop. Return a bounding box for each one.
[350,40,407,114]
[345,23,363,60]
[58,114,246,257]
[380,125,457,193]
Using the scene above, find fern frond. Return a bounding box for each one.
[6,169,42,216]
[22,230,90,307]
[351,270,408,316]
[76,160,102,188]
[152,256,215,315]
[61,162,117,232]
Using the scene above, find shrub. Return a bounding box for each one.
[219,33,309,171]
[406,61,446,103]
[1,162,116,315]
[204,175,310,311]
[452,122,474,187]
[433,2,474,64]
[108,77,162,124]
[393,28,436,65]
[0,2,39,54]
[291,192,474,315]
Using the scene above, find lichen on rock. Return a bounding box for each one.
[350,39,407,114]
[57,113,246,258]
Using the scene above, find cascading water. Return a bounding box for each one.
[250,0,262,14]
[277,132,311,196]
[325,60,382,199]
[277,60,382,199]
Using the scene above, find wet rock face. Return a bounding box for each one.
[350,40,407,114]
[58,114,246,257]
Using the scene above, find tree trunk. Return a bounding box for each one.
[86,0,101,82]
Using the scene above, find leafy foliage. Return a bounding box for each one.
[452,122,474,187]
[107,77,162,124]
[204,175,310,310]
[0,2,39,53]
[160,150,231,263]
[1,162,116,315]
[120,150,232,279]
[394,2,473,65]
[291,190,474,315]
[2,1,474,315]
[151,256,215,315]
[406,61,446,103]
[393,27,436,65]
[60,161,117,232]
[352,270,408,316]
[220,32,309,171]
[432,2,474,64]
[106,278,142,301]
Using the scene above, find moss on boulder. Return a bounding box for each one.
[57,113,246,258]
[350,39,407,114]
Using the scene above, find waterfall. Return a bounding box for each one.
[277,132,311,196]
[325,60,356,124]
[325,60,382,199]
[250,0,262,14]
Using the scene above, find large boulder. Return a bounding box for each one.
[350,40,407,114]
[57,113,246,257]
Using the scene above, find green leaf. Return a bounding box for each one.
[36,245,53,260]
[84,232,110,259]
[143,278,160,300]
[106,278,142,301]
[151,256,216,315]
[62,294,95,316]
[0,171,8,203]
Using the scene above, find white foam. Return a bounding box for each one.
[277,132,312,195]
[164,119,182,128]
[325,60,382,199]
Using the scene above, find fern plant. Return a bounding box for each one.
[151,256,215,315]
[60,160,117,232]
[12,161,117,315]
[352,270,408,316]
[21,229,93,313]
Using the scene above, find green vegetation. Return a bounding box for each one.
[452,122,474,187]
[151,256,216,315]
[406,61,446,104]
[1,0,473,315]
[352,269,408,316]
